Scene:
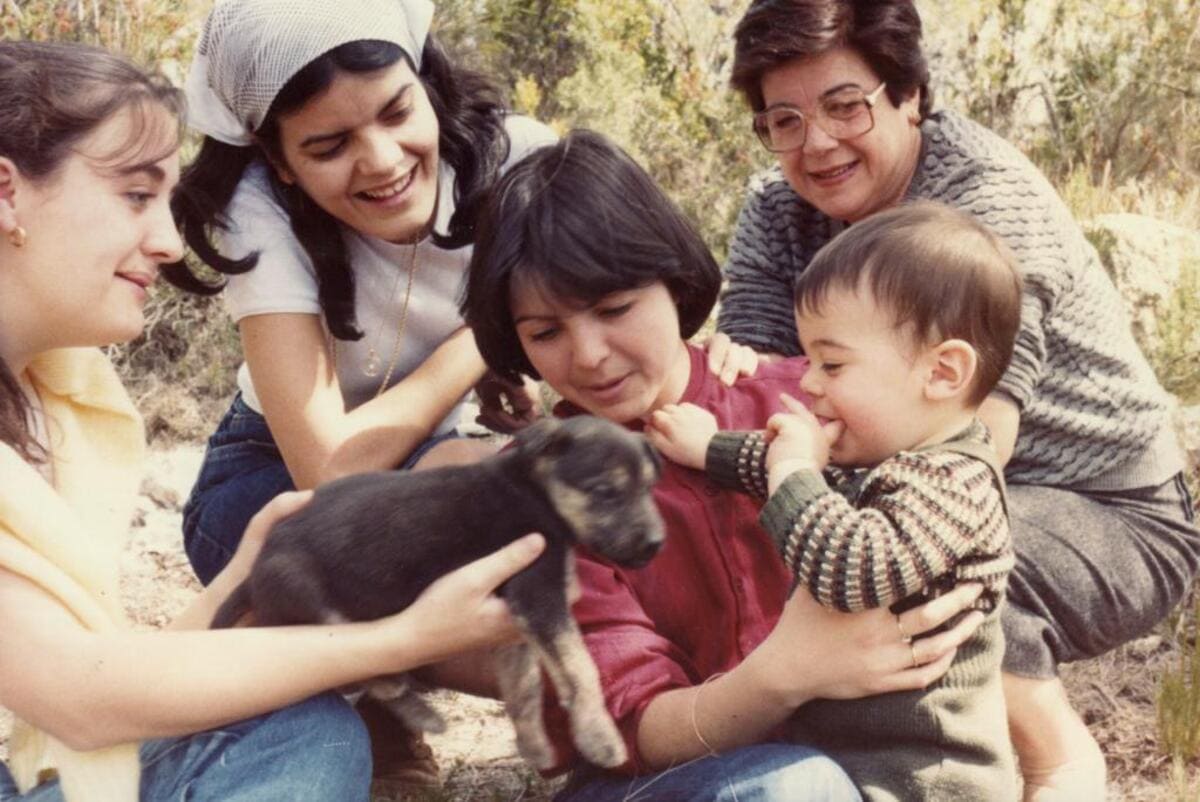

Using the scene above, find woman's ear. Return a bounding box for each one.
[901,89,921,125]
[253,140,296,186]
[269,157,296,186]
[924,339,977,402]
[0,157,23,236]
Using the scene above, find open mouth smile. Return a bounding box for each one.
[808,161,858,183]
[356,165,417,203]
[116,270,155,299]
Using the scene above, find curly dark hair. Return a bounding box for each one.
[166,36,510,341]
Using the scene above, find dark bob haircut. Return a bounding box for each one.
[796,201,1022,405]
[731,0,933,119]
[462,130,720,384]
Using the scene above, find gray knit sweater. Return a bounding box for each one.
[717,110,1182,490]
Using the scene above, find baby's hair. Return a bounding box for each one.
[462,129,720,383]
[795,201,1022,404]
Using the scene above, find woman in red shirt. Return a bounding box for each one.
[462,130,986,800]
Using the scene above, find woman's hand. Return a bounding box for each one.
[474,370,542,434]
[210,491,313,598]
[704,332,765,386]
[645,403,718,469]
[174,491,314,631]
[376,533,547,668]
[746,583,986,708]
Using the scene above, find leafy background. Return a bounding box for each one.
[4,1,1199,798]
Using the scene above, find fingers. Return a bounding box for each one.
[889,646,958,692]
[820,419,845,445]
[879,596,986,693]
[778,393,809,415]
[244,490,314,542]
[706,332,732,377]
[902,582,984,637]
[457,533,546,596]
[705,332,759,385]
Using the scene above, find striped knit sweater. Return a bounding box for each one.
[706,419,1013,614]
[717,109,1182,491]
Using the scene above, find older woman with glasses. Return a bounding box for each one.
[710,2,1200,800]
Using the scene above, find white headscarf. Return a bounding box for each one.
[183,0,434,146]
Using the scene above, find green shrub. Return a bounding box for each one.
[1161,599,1200,761]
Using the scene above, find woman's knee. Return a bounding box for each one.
[723,744,860,801]
[410,435,498,471]
[182,455,294,583]
[558,744,857,802]
[262,694,372,781]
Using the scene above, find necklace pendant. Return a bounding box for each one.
[363,348,383,377]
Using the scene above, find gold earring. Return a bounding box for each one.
[8,226,26,248]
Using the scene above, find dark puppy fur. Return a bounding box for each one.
[212,416,664,770]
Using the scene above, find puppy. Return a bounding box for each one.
[211,416,664,770]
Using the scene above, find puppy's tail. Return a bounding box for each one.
[210,581,252,629]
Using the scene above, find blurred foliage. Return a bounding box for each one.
[925,0,1199,192]
[7,0,1197,436]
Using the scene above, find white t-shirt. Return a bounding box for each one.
[220,115,557,432]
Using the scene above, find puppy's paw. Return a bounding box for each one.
[574,715,627,768]
[369,681,447,734]
[393,698,447,735]
[513,720,557,771]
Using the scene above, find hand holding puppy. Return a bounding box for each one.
[382,533,547,666]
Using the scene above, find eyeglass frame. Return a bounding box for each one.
[752,81,889,153]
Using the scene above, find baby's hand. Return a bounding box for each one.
[765,394,840,489]
[646,403,718,469]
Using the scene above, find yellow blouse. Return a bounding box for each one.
[0,347,145,801]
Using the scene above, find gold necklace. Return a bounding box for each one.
[372,241,420,398]
[330,241,420,399]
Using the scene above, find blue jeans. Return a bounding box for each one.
[183,394,457,585]
[0,694,371,801]
[555,744,861,802]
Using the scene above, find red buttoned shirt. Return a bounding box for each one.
[543,344,810,774]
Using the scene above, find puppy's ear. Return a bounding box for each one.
[640,436,663,479]
[515,417,570,459]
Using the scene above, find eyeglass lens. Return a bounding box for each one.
[754,87,877,152]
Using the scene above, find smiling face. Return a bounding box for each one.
[511,280,692,424]
[274,58,440,243]
[0,104,182,362]
[761,46,922,223]
[795,286,943,467]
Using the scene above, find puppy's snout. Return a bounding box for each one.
[629,535,663,568]
[624,525,664,568]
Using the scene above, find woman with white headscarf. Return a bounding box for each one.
[168,0,557,787]
[171,0,556,585]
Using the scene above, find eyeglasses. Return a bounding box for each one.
[753,82,888,153]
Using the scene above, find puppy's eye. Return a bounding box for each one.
[586,482,619,501]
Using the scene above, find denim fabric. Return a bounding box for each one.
[182,394,459,585]
[555,744,861,802]
[0,693,371,801]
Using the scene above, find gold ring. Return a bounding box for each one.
[896,613,911,644]
[910,642,920,669]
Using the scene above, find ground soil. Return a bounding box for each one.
[1,441,1193,801]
